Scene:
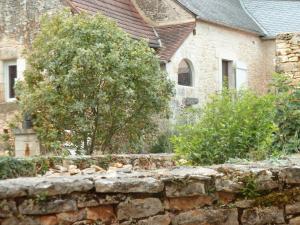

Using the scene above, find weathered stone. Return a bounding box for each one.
[290,216,300,225]
[235,199,255,208]
[72,220,94,225]
[91,165,106,172]
[280,167,300,184]
[172,208,239,225]
[216,191,236,204]
[0,176,94,199]
[86,206,116,223]
[38,215,59,225]
[215,178,243,193]
[56,209,86,223]
[286,202,300,215]
[81,167,96,175]
[165,180,206,197]
[241,207,285,225]
[256,170,279,191]
[19,199,77,215]
[165,196,213,211]
[117,198,163,220]
[0,199,17,217]
[2,216,39,225]
[95,177,164,193]
[137,214,171,225]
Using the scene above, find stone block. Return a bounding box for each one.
[165,180,206,197]
[117,198,163,220]
[286,202,300,215]
[241,207,285,225]
[19,199,77,215]
[95,177,164,194]
[165,195,213,211]
[137,214,171,225]
[56,209,86,223]
[0,199,17,217]
[171,208,238,225]
[2,216,40,225]
[38,216,59,225]
[280,167,300,184]
[290,216,300,225]
[216,191,236,204]
[86,205,116,223]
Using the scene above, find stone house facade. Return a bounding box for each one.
[0,0,300,147]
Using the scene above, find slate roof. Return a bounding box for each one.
[156,22,196,61]
[68,0,160,47]
[241,0,300,37]
[176,0,264,35]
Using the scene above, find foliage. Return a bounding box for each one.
[17,10,173,154]
[0,157,36,179]
[271,73,300,154]
[171,89,277,165]
[240,174,261,199]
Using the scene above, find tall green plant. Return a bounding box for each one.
[271,73,300,153]
[171,89,277,165]
[17,10,173,154]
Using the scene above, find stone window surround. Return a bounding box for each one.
[0,58,26,103]
[177,58,195,88]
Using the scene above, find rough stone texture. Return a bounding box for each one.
[95,177,164,193]
[19,199,77,215]
[172,208,239,225]
[137,214,171,225]
[117,198,163,220]
[165,180,206,197]
[241,207,285,225]
[0,156,300,224]
[276,33,300,82]
[286,202,300,215]
[133,0,194,26]
[290,217,300,225]
[165,196,213,211]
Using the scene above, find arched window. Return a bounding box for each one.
[178,59,192,86]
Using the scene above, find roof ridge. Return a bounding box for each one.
[239,0,268,36]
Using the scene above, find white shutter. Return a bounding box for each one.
[235,61,248,90]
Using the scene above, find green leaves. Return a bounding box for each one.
[171,89,277,165]
[17,10,173,154]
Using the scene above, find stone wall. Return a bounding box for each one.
[167,21,276,114]
[276,33,300,81]
[133,0,194,26]
[1,155,300,224]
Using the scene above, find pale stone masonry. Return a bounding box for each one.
[1,155,300,224]
[276,33,300,81]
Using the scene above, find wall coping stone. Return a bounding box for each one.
[0,154,299,199]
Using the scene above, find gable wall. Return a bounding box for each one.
[167,21,276,114]
[133,0,195,26]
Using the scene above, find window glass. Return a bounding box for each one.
[178,60,192,86]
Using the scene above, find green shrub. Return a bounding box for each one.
[271,73,300,154]
[0,157,36,179]
[171,89,277,165]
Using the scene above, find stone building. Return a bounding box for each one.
[0,0,300,149]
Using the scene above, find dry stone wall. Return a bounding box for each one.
[1,155,300,224]
[276,33,300,81]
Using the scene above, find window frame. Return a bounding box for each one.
[4,60,18,102]
[177,59,193,87]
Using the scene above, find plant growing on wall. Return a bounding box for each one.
[171,89,277,165]
[17,10,173,155]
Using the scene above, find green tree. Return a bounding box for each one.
[171,89,277,165]
[17,10,173,155]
